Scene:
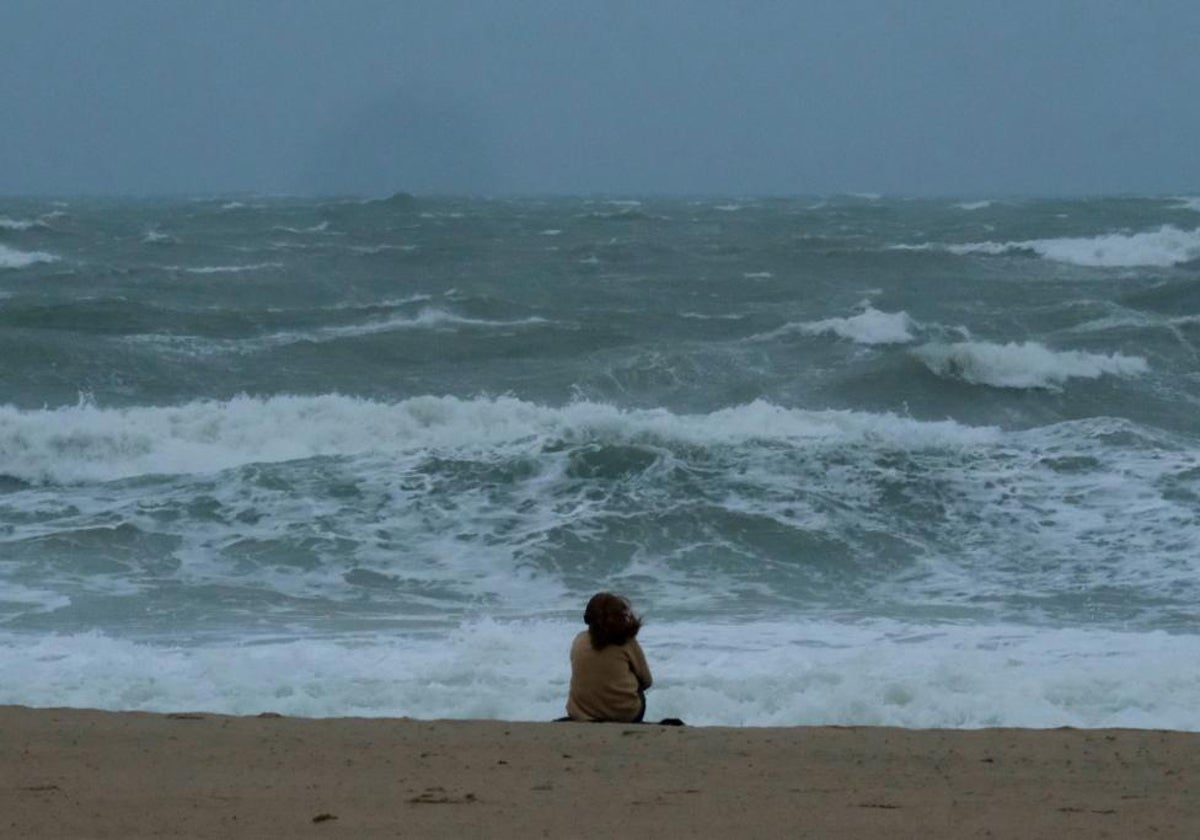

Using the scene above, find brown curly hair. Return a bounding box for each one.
[583,592,642,650]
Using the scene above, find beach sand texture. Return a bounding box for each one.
[2,705,1198,838]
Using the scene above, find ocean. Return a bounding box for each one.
[1,193,1198,728]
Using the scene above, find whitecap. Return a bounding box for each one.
[141,229,178,245]
[799,306,915,345]
[0,216,39,231]
[262,294,433,314]
[913,340,1148,389]
[127,309,552,358]
[0,244,59,269]
[161,262,284,274]
[347,244,417,254]
[0,394,1000,486]
[272,222,335,234]
[912,225,1200,268]
[0,583,71,613]
[257,308,549,346]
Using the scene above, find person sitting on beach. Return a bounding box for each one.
[566,592,653,723]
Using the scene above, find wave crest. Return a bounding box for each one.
[160,262,283,274]
[799,306,915,345]
[0,244,59,269]
[0,217,42,231]
[914,341,1149,389]
[943,225,1200,267]
[0,395,998,485]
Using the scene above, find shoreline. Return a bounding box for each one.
[3,705,1199,838]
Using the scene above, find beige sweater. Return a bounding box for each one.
[566,630,653,722]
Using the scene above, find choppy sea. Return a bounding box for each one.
[2,193,1198,727]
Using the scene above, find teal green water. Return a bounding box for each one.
[1,195,1198,725]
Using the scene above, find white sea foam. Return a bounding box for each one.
[0,395,999,486]
[128,308,547,356]
[800,306,915,345]
[257,308,550,347]
[161,262,284,274]
[742,271,773,279]
[914,340,1148,389]
[892,415,1200,614]
[0,584,71,613]
[748,306,915,346]
[929,225,1200,267]
[347,244,418,254]
[955,200,993,211]
[1171,196,1200,213]
[272,222,333,234]
[0,216,40,230]
[141,229,177,244]
[3,619,1196,729]
[261,294,434,314]
[0,244,59,268]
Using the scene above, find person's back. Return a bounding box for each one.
[565,592,652,723]
[567,630,652,722]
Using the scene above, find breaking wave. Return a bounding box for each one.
[932,225,1200,267]
[161,262,284,274]
[914,341,1149,389]
[0,217,42,231]
[0,394,998,485]
[0,244,59,269]
[5,619,1198,727]
[799,306,915,345]
[748,306,915,346]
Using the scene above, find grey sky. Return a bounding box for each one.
[2,0,1197,197]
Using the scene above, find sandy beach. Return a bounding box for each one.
[2,706,1197,838]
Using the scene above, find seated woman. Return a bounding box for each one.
[566,592,653,723]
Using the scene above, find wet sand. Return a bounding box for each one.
[2,705,1198,838]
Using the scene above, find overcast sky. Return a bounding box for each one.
[2,1,1197,197]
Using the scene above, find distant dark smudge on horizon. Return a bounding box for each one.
[306,86,500,197]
